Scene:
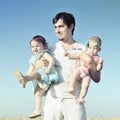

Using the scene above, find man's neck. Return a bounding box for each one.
[60,38,75,51]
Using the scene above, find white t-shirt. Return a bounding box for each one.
[47,41,86,98]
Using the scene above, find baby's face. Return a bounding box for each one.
[88,42,100,55]
[31,40,44,55]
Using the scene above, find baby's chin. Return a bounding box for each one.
[33,52,40,55]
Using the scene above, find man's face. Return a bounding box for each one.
[54,19,72,42]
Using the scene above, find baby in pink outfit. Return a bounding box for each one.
[65,36,103,103]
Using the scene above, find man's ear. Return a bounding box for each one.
[70,23,74,30]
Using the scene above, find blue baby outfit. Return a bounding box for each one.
[29,50,47,64]
[29,50,59,92]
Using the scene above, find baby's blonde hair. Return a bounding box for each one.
[86,36,102,48]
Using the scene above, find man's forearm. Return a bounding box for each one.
[90,70,101,83]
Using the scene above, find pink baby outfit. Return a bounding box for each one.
[76,54,100,79]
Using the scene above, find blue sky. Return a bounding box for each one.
[0,0,120,118]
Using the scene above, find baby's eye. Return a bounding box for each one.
[31,46,34,48]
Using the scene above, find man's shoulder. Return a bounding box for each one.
[49,42,60,49]
[47,42,59,54]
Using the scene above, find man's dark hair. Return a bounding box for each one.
[52,12,75,35]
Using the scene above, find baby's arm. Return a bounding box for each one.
[96,58,103,71]
[43,52,55,74]
[65,52,80,59]
[34,58,45,70]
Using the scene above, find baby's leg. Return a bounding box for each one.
[15,70,41,88]
[67,68,80,93]
[29,86,46,118]
[77,76,90,103]
[27,71,41,81]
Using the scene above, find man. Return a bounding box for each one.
[43,12,100,120]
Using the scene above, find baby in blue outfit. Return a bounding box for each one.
[15,35,59,118]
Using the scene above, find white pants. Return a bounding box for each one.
[43,97,86,120]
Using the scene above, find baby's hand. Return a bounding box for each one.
[98,58,103,64]
[64,51,69,56]
[45,69,50,74]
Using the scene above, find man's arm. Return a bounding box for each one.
[79,51,101,83]
[89,69,101,83]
